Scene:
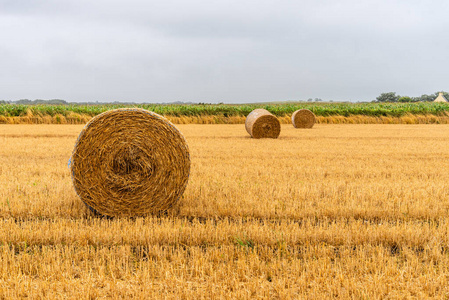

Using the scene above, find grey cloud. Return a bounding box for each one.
[0,0,448,102]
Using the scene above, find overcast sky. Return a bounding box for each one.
[1,0,448,103]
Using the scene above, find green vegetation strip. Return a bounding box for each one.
[1,102,449,118]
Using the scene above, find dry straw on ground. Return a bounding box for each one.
[4,124,449,298]
[245,108,281,138]
[69,108,190,217]
[292,109,316,128]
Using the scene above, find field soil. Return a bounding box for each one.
[1,124,449,298]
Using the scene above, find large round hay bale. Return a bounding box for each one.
[69,108,190,217]
[245,109,281,139]
[292,109,316,128]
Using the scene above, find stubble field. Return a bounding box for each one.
[1,124,449,298]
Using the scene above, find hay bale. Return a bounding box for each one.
[70,108,190,217]
[245,109,281,139]
[292,109,316,128]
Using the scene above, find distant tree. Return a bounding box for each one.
[15,99,32,104]
[419,93,437,102]
[46,99,68,105]
[307,98,313,102]
[13,99,68,105]
[395,91,449,102]
[376,92,399,102]
[398,96,412,102]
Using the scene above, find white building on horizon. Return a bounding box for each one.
[434,92,448,102]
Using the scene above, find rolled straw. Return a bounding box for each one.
[292,109,316,128]
[245,109,281,139]
[70,108,190,217]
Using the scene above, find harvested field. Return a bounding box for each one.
[1,124,449,298]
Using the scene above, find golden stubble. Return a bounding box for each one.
[1,124,449,298]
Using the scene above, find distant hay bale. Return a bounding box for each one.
[292,109,316,128]
[245,109,281,139]
[70,108,190,217]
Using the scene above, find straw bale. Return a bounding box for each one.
[292,109,316,128]
[70,108,190,217]
[245,109,281,139]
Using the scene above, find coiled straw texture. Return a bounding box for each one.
[292,109,316,128]
[245,109,281,139]
[70,108,190,217]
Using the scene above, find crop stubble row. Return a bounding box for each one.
[1,124,449,298]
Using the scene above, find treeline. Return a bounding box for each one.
[0,99,194,105]
[1,102,449,118]
[2,90,447,106]
[376,91,448,102]
[0,99,68,105]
